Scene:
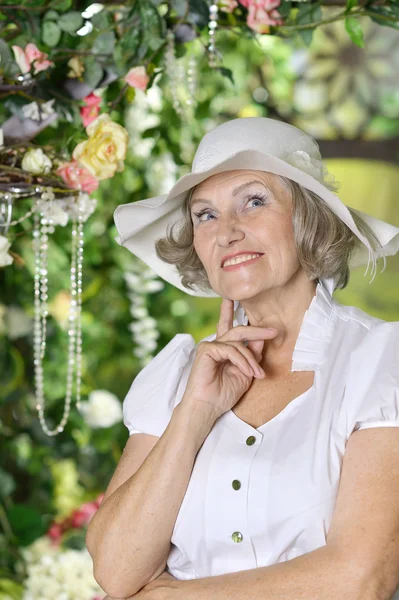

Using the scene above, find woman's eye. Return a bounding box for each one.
[246,194,268,208]
[194,195,267,223]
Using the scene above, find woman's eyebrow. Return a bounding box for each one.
[190,180,268,208]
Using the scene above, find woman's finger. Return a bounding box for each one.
[216,298,234,339]
[218,324,278,344]
[201,341,259,378]
[222,340,266,377]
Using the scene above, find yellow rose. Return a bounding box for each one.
[72,114,129,180]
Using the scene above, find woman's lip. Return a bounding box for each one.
[221,254,263,271]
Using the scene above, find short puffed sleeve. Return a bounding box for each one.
[345,321,399,434]
[123,333,197,438]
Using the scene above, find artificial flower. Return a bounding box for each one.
[79,389,123,428]
[239,0,283,32]
[0,236,14,267]
[57,160,99,194]
[72,114,129,180]
[80,92,102,127]
[21,537,104,600]
[67,56,85,79]
[123,65,150,91]
[22,99,56,122]
[12,43,54,75]
[21,148,52,174]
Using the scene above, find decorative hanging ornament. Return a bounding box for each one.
[32,190,85,436]
[165,29,198,119]
[208,4,220,68]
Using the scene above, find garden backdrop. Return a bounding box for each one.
[0,0,399,598]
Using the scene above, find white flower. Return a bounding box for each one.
[22,537,104,600]
[284,150,340,191]
[0,128,3,147]
[5,306,33,340]
[0,235,14,267]
[79,390,122,428]
[22,148,52,175]
[22,100,56,122]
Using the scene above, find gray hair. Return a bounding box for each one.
[155,175,382,293]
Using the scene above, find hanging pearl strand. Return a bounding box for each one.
[165,29,185,117]
[208,4,219,68]
[33,195,84,436]
[165,29,198,118]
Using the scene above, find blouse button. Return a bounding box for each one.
[232,479,241,490]
[231,531,243,543]
[246,435,256,445]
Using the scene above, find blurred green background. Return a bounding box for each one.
[0,6,398,597]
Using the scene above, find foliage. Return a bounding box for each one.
[1,0,399,138]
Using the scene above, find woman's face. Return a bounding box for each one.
[190,170,302,300]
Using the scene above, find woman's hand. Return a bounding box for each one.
[102,571,179,599]
[181,297,278,420]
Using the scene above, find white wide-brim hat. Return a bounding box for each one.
[113,117,399,298]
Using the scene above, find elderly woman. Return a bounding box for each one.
[86,117,399,600]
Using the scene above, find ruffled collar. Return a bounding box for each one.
[233,276,337,372]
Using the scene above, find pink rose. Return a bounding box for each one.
[83,92,102,107]
[80,93,102,127]
[80,105,101,127]
[47,523,63,543]
[241,0,283,32]
[71,501,99,528]
[57,160,99,194]
[12,43,54,75]
[123,66,149,91]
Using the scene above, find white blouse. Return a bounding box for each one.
[122,276,399,595]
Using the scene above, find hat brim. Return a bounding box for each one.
[114,149,399,298]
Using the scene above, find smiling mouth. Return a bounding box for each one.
[222,254,263,270]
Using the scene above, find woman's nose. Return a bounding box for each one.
[215,214,245,245]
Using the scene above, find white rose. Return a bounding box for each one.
[0,235,14,267]
[21,148,52,175]
[79,389,123,428]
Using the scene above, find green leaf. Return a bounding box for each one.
[0,578,24,600]
[83,56,103,89]
[58,11,84,33]
[345,16,364,47]
[278,0,292,19]
[91,11,110,30]
[49,0,73,11]
[298,27,314,47]
[6,505,47,547]
[0,38,11,65]
[218,66,235,85]
[345,0,358,11]
[42,20,62,47]
[93,31,116,54]
[44,9,59,20]
[0,468,15,499]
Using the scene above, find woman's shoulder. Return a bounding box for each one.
[332,298,399,348]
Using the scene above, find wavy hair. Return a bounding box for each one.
[155,175,382,293]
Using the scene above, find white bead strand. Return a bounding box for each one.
[32,194,85,436]
[208,4,219,68]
